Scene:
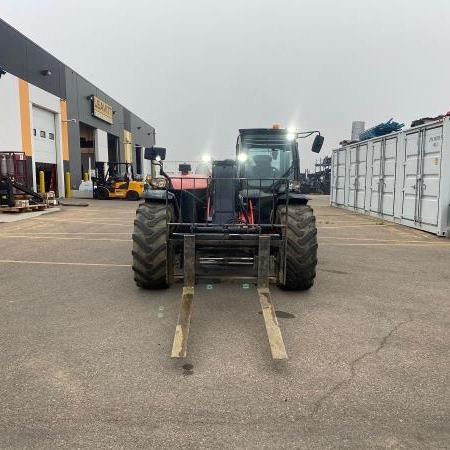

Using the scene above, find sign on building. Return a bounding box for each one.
[91,96,113,124]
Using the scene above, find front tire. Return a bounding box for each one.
[276,204,318,290]
[132,202,173,289]
[97,187,110,200]
[127,190,140,201]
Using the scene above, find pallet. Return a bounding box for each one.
[0,204,48,214]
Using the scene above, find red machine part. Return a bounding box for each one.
[0,152,28,185]
[170,173,208,190]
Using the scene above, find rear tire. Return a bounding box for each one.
[276,204,318,290]
[132,202,173,289]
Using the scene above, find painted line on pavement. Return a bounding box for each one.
[325,242,450,247]
[318,236,439,243]
[64,209,136,214]
[389,227,432,240]
[33,219,133,226]
[0,259,131,267]
[1,232,132,235]
[0,234,131,242]
[317,220,380,225]
[317,223,386,229]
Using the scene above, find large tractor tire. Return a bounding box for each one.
[276,204,318,291]
[132,202,173,289]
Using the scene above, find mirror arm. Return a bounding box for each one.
[158,162,173,188]
[296,130,321,139]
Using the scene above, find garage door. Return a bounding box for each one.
[33,107,57,164]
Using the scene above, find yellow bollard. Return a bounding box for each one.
[84,172,89,182]
[65,172,72,198]
[39,170,45,193]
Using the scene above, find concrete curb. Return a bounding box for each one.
[0,207,61,223]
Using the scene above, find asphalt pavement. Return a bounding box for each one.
[0,196,449,449]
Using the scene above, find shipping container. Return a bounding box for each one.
[331,117,450,236]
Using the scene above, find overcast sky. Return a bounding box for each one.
[2,0,450,169]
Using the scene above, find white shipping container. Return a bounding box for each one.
[331,117,450,236]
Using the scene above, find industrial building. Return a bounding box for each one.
[0,18,155,197]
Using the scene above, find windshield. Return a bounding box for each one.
[238,143,294,187]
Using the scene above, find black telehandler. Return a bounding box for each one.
[132,125,324,359]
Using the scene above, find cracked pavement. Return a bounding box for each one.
[311,318,412,418]
[0,196,449,448]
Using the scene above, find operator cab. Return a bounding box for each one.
[236,127,324,194]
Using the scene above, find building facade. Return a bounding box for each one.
[0,18,155,196]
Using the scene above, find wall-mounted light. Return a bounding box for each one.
[137,126,142,130]
[41,69,52,76]
[62,119,77,124]
[86,95,94,100]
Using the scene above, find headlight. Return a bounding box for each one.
[150,177,167,188]
[289,180,301,191]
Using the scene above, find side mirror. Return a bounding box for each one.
[311,135,324,153]
[144,146,166,161]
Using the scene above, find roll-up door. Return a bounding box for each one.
[33,106,57,164]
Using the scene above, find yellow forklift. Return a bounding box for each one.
[92,162,145,201]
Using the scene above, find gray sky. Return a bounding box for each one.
[2,0,450,169]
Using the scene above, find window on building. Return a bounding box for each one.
[40,131,46,138]
[33,129,36,136]
[48,133,55,140]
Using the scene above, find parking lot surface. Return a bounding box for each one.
[0,196,449,449]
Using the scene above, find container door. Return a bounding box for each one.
[331,150,338,203]
[419,126,442,225]
[334,149,346,205]
[370,140,382,213]
[356,143,367,209]
[401,131,420,221]
[401,126,442,225]
[380,137,397,216]
[347,147,357,207]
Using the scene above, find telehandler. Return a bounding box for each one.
[132,126,324,359]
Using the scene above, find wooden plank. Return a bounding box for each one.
[0,203,47,213]
[171,286,195,358]
[258,287,288,360]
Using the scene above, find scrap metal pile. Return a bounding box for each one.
[358,118,404,141]
[300,156,331,195]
